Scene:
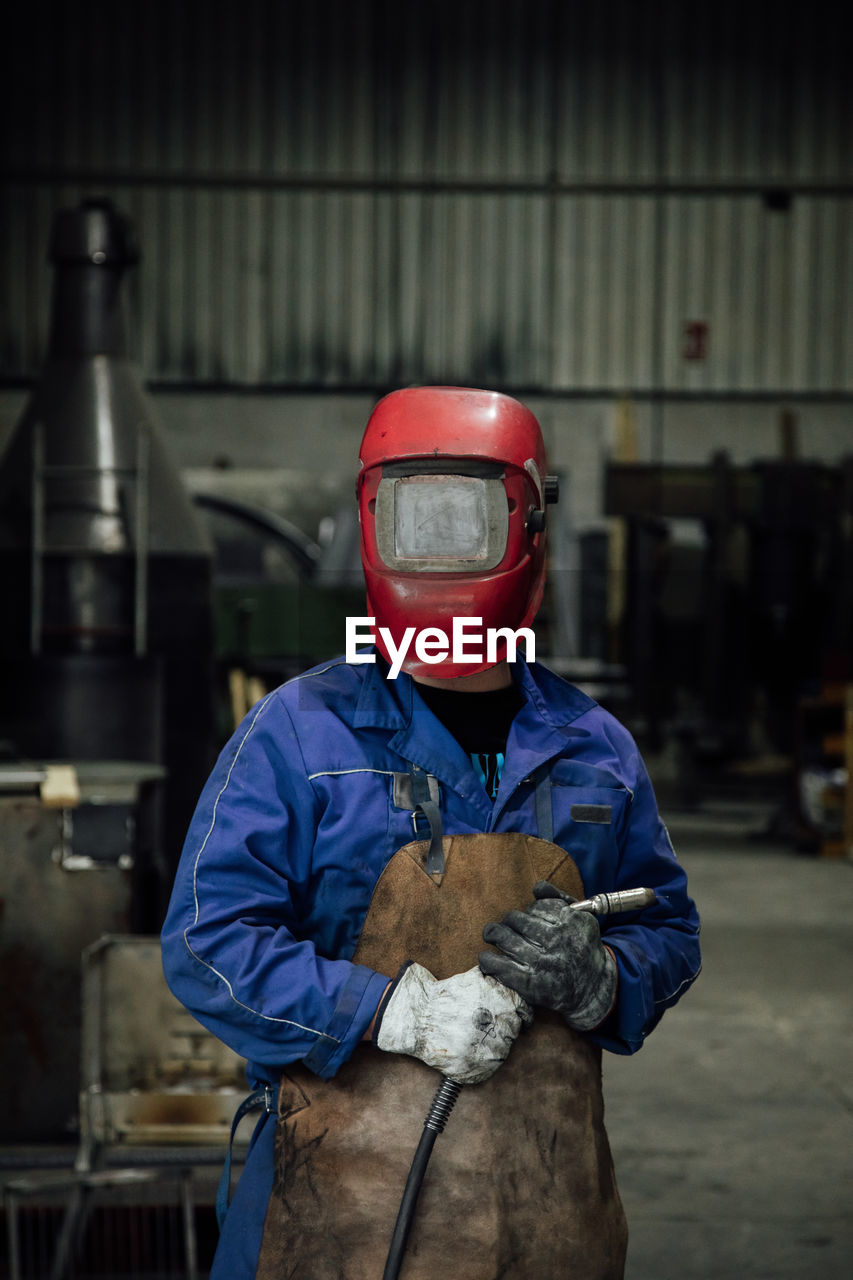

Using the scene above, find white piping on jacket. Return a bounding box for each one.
[654,963,703,1007]
[183,678,341,1043]
[308,767,397,780]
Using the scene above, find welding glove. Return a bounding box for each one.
[374,962,533,1084]
[479,881,618,1031]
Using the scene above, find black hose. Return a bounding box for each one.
[382,1077,462,1280]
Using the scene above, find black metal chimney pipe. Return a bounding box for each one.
[0,199,216,927]
[47,198,139,358]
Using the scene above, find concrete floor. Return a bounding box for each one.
[603,808,853,1280]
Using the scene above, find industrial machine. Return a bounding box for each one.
[605,448,853,820]
[0,200,216,1138]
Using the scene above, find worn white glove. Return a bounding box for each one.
[374,962,532,1084]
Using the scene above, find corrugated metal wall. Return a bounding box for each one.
[2,0,851,393]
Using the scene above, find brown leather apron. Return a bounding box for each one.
[256,832,628,1279]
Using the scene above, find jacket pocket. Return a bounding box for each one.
[548,774,630,889]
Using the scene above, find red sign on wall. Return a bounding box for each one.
[683,321,709,361]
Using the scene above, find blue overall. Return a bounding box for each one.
[161,655,701,1276]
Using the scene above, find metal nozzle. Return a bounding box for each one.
[570,887,657,916]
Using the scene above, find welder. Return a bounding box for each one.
[161,386,701,1278]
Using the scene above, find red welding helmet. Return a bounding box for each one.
[357,386,558,678]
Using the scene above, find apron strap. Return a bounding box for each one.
[409,766,444,877]
[533,764,554,843]
[216,1084,277,1231]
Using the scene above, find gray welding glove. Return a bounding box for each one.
[374,962,532,1084]
[479,881,618,1031]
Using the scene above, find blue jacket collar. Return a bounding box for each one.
[354,652,595,728]
[512,657,597,729]
[352,653,411,731]
[352,655,595,822]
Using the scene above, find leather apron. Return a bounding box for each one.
[255,832,628,1279]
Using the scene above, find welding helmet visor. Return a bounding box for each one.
[374,463,509,573]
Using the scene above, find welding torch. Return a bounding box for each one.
[382,885,657,1280]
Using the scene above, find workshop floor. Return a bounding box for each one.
[603,807,853,1280]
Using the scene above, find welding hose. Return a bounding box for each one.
[382,1076,462,1280]
[381,886,656,1280]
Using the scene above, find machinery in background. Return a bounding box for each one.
[4,936,249,1277]
[189,491,366,731]
[605,448,853,845]
[0,200,216,1137]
